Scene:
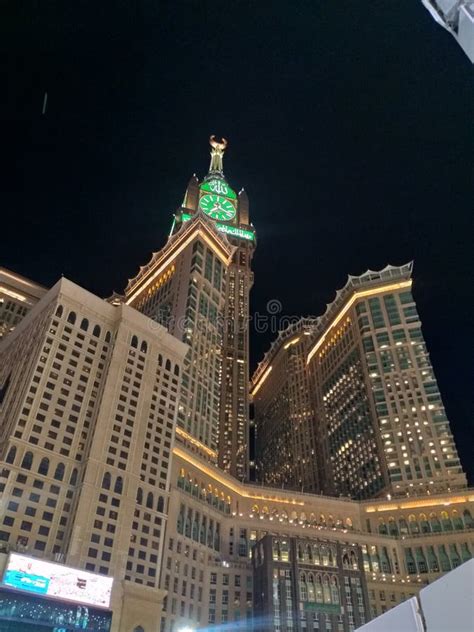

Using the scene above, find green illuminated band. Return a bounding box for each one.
[215,223,255,241]
[179,213,255,241]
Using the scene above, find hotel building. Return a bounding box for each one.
[252,264,467,500]
[0,267,47,340]
[0,276,188,631]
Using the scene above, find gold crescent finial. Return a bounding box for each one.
[209,135,228,151]
[208,135,227,173]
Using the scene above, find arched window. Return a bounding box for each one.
[158,354,163,367]
[80,318,89,332]
[330,577,340,604]
[312,544,320,565]
[328,547,335,567]
[315,575,323,602]
[419,513,431,534]
[378,518,388,535]
[55,305,63,317]
[323,575,331,603]
[131,335,138,349]
[409,514,420,535]
[134,626,145,632]
[114,476,123,494]
[192,514,199,541]
[136,488,143,505]
[174,364,180,376]
[452,510,464,530]
[157,496,164,512]
[146,492,153,509]
[388,516,399,536]
[102,472,111,490]
[438,545,451,572]
[321,545,329,566]
[415,547,428,573]
[38,457,49,476]
[449,544,462,568]
[92,324,101,337]
[165,359,171,372]
[200,517,206,544]
[463,509,474,528]
[186,510,193,539]
[405,548,417,574]
[140,340,147,353]
[427,546,439,572]
[54,463,65,481]
[177,506,185,535]
[297,544,304,561]
[440,510,453,531]
[5,446,16,465]
[307,574,315,602]
[70,468,78,485]
[399,518,409,535]
[430,512,442,532]
[299,572,308,601]
[67,311,77,325]
[105,331,111,343]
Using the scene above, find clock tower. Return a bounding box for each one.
[172,136,256,480]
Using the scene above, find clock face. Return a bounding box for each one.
[199,194,236,221]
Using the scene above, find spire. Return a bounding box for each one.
[208,135,228,175]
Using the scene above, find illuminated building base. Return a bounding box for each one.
[0,589,112,631]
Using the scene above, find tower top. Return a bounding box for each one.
[208,135,228,175]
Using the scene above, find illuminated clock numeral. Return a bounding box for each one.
[199,194,236,221]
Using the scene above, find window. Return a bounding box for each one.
[38,457,49,476]
[102,472,111,490]
[54,463,65,481]
[6,446,16,465]
[114,477,123,494]
[70,468,78,485]
[67,311,77,324]
[21,452,33,470]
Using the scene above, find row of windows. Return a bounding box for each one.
[377,509,473,535]
[5,448,78,484]
[55,305,112,342]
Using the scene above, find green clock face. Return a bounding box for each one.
[199,194,236,221]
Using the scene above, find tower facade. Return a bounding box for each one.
[252,264,467,500]
[0,277,188,631]
[126,137,255,478]
[252,320,319,492]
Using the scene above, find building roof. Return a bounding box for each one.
[251,262,413,389]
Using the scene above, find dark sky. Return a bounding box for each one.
[3,1,473,483]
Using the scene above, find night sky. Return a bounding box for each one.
[3,1,473,483]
